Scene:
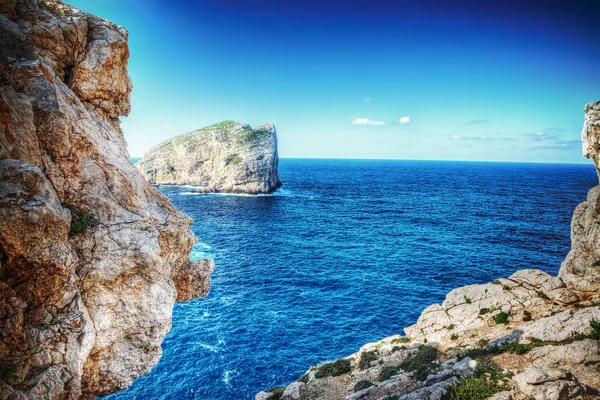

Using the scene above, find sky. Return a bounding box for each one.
[66,0,600,163]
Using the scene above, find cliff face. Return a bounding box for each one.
[0,1,213,399]
[137,121,282,194]
[258,102,600,400]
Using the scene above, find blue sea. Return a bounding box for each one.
[108,159,596,400]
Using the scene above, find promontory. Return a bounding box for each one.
[0,1,213,399]
[137,121,282,194]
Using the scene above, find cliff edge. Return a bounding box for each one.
[137,121,282,194]
[0,1,213,399]
[257,102,600,400]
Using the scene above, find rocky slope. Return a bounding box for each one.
[0,1,213,399]
[257,101,600,400]
[137,121,282,194]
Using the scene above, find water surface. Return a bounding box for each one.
[108,159,596,400]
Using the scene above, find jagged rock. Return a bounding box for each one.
[0,1,212,399]
[560,101,600,278]
[281,381,304,400]
[513,368,584,400]
[137,121,282,194]
[520,307,600,342]
[255,391,274,400]
[396,376,458,400]
[343,385,375,400]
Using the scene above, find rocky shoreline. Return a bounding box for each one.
[137,121,282,195]
[256,101,600,400]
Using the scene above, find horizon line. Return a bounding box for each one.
[129,155,593,166]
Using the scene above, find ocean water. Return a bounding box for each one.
[108,159,596,400]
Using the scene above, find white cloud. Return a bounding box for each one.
[363,97,371,103]
[535,131,545,136]
[398,116,411,124]
[163,123,171,127]
[351,118,387,126]
[453,135,460,140]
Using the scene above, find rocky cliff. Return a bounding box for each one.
[137,121,282,194]
[0,1,213,399]
[257,101,600,400]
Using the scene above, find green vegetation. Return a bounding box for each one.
[494,312,509,325]
[590,320,600,339]
[442,362,510,400]
[359,351,378,370]
[298,373,309,383]
[522,310,533,322]
[397,345,438,381]
[538,292,550,300]
[502,285,512,291]
[464,297,472,304]
[354,380,374,392]
[391,346,404,353]
[267,386,285,400]
[225,154,243,166]
[491,280,501,285]
[502,339,543,355]
[0,366,15,383]
[314,359,351,378]
[390,337,411,344]
[451,333,459,341]
[445,324,456,330]
[65,205,94,236]
[382,396,399,400]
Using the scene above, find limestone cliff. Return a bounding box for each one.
[137,121,282,194]
[258,102,600,400]
[0,1,213,399]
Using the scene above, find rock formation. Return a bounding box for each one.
[136,121,282,194]
[0,1,213,399]
[257,101,600,400]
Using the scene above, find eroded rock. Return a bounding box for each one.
[0,1,212,398]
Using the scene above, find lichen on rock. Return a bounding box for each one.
[0,1,213,399]
[137,120,282,194]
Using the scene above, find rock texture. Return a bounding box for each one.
[257,101,600,400]
[137,121,282,194]
[0,1,213,399]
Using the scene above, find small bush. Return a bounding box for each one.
[268,386,285,400]
[443,362,510,400]
[298,373,309,383]
[502,285,512,291]
[502,341,532,355]
[522,310,532,322]
[390,337,410,344]
[464,297,472,304]
[314,359,351,378]
[391,346,404,353]
[451,333,459,341]
[538,292,550,300]
[354,380,374,392]
[379,365,403,381]
[495,312,509,325]
[446,324,456,330]
[66,205,95,236]
[491,280,501,285]
[0,366,16,383]
[590,320,600,340]
[359,351,378,370]
[477,339,489,348]
[399,345,438,381]
[479,308,490,315]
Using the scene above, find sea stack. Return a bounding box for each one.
[137,121,282,194]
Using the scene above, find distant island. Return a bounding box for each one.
[137,121,282,194]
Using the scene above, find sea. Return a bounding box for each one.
[107,158,597,400]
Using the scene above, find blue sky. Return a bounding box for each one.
[67,0,599,162]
